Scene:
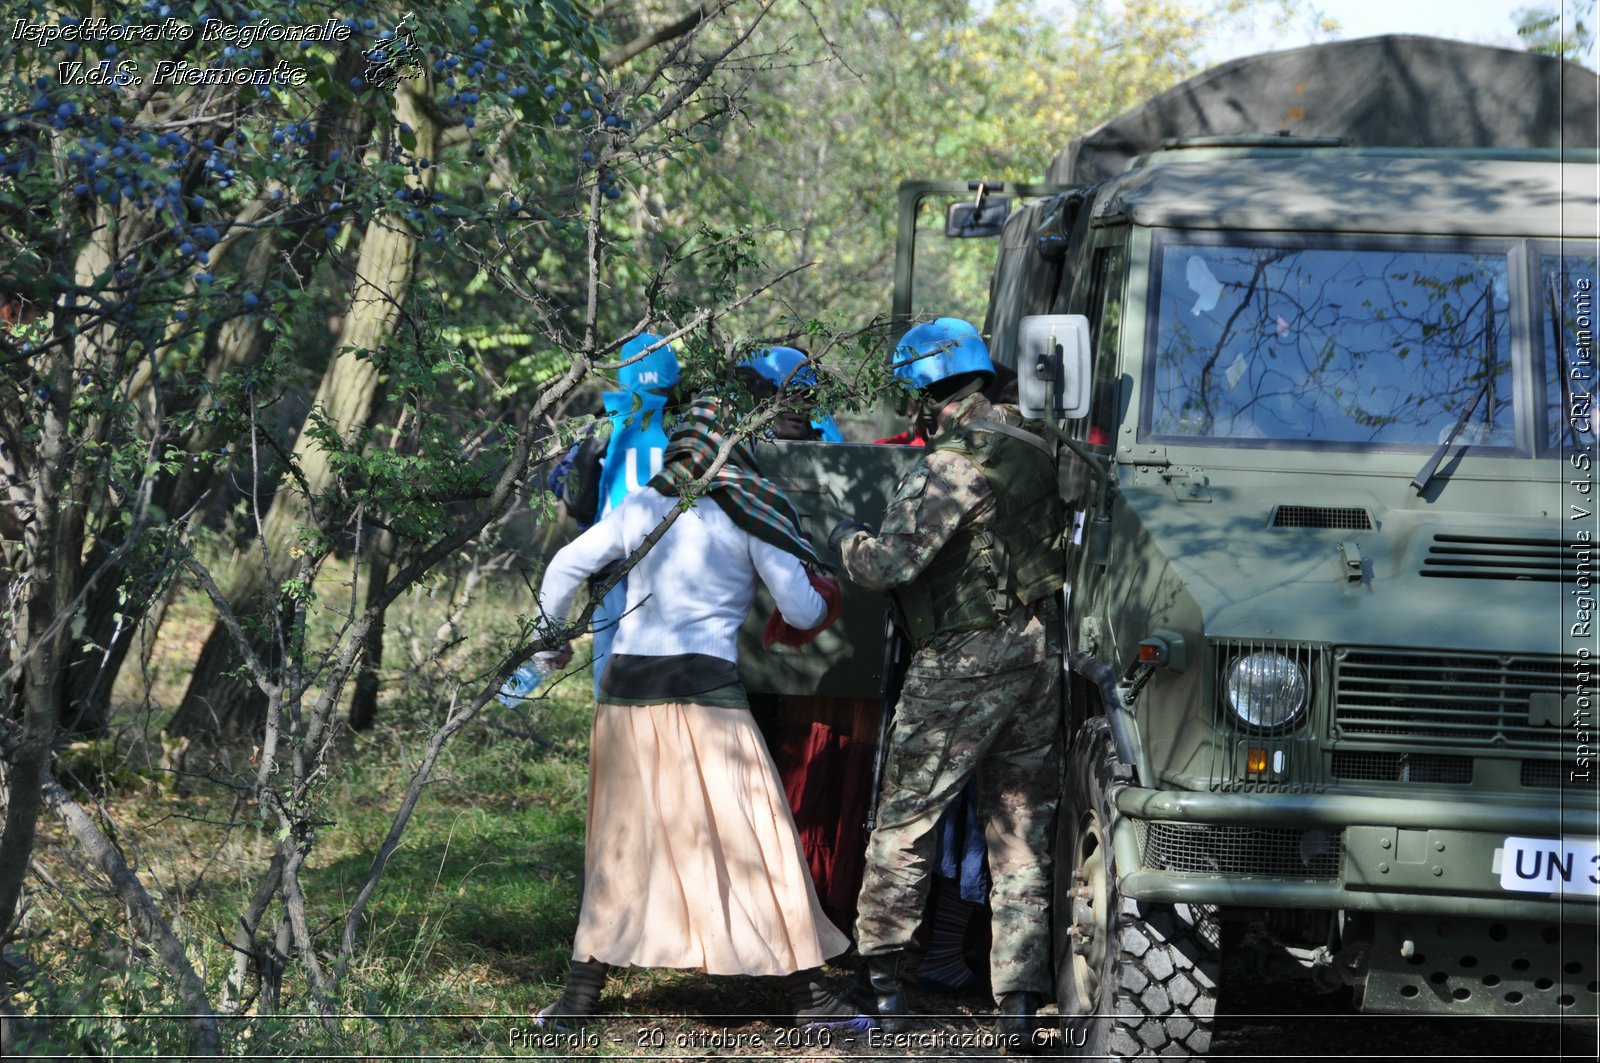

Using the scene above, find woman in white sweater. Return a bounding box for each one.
[535,393,867,1031]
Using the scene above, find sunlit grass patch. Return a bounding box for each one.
[17,562,607,1055]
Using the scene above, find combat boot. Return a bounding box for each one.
[780,968,876,1031]
[996,991,1043,1054]
[866,952,911,1034]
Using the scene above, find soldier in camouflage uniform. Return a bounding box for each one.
[829,319,1064,1048]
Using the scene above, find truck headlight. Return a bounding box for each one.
[1225,652,1308,728]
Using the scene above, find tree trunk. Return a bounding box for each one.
[349,529,393,732]
[57,541,147,737]
[0,361,73,939]
[167,80,439,739]
[60,216,285,739]
[0,205,108,935]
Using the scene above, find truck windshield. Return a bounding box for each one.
[1145,238,1516,450]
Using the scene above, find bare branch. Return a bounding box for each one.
[0,707,223,1056]
[178,556,281,702]
[603,1,730,68]
[222,849,285,1013]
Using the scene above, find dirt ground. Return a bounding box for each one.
[504,964,1026,1060]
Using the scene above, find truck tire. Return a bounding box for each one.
[1055,716,1220,1058]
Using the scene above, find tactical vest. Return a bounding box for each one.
[895,419,1065,644]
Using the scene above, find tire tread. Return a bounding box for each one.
[1055,717,1220,1060]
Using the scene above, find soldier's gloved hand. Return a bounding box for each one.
[828,518,873,553]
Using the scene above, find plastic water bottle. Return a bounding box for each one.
[496,655,551,707]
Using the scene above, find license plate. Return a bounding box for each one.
[1497,835,1600,896]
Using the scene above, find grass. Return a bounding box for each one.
[10,561,615,1057]
[316,716,593,1007]
[47,733,595,1055]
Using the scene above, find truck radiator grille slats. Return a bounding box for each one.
[1330,650,1585,790]
[1420,533,1586,583]
[1142,822,1342,879]
[1270,504,1373,529]
[1331,750,1474,784]
[1332,648,1573,754]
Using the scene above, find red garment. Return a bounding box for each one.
[780,721,849,914]
[775,699,880,925]
[873,428,928,447]
[762,570,843,647]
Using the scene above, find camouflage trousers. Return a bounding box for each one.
[854,659,1062,999]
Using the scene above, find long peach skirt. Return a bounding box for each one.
[571,701,851,976]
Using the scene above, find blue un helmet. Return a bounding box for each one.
[617,332,681,395]
[892,318,995,403]
[742,345,818,390]
[739,345,844,442]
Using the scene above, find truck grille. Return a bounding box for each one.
[1142,822,1342,879]
[1520,760,1599,789]
[1331,648,1571,752]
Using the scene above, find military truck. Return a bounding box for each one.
[740,34,1599,1056]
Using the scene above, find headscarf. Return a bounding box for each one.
[647,395,818,563]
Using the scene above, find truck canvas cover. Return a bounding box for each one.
[1048,34,1600,186]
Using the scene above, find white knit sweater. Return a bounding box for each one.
[539,487,826,662]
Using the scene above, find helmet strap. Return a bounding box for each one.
[923,378,984,437]
[944,377,984,404]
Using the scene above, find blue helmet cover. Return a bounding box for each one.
[892,318,994,393]
[810,412,845,442]
[740,345,818,389]
[740,346,844,441]
[617,332,680,394]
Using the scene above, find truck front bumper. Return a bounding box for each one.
[1109,785,1600,1018]
[1112,786,1600,922]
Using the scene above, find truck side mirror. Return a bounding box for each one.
[945,196,1010,237]
[1016,314,1091,420]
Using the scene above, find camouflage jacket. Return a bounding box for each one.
[840,393,1057,679]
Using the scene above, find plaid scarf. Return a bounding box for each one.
[648,395,818,563]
